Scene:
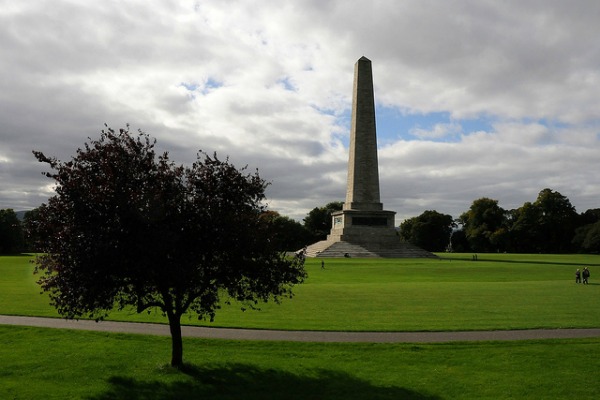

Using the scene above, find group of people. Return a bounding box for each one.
[575,267,591,284]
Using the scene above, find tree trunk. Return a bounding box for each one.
[167,311,184,368]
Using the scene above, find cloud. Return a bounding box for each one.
[1,0,599,225]
[409,122,463,140]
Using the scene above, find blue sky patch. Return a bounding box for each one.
[277,77,296,91]
[376,106,494,143]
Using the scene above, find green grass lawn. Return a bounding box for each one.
[2,325,599,399]
[2,254,600,399]
[3,253,600,331]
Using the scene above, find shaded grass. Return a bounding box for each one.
[2,254,600,331]
[1,325,599,399]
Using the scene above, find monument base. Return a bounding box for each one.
[304,209,437,258]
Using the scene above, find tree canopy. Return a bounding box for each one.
[399,210,454,252]
[0,209,25,254]
[572,209,600,254]
[302,201,343,241]
[459,197,507,252]
[532,188,578,253]
[259,211,313,251]
[28,126,306,367]
[508,202,542,252]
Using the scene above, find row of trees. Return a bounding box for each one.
[267,188,600,255]
[399,188,600,254]
[1,201,335,256]
[240,201,343,252]
[5,189,599,256]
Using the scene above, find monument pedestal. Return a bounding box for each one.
[329,209,396,242]
[305,208,434,258]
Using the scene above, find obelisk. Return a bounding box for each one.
[345,56,382,212]
[303,57,435,258]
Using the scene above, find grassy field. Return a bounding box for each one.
[2,253,600,331]
[1,325,599,399]
[2,254,600,399]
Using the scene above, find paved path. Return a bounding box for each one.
[2,315,600,343]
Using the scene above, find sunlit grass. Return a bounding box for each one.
[2,254,600,331]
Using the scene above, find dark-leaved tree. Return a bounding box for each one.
[459,197,507,252]
[508,202,542,253]
[532,188,578,253]
[303,201,343,241]
[399,210,454,252]
[573,208,600,253]
[259,211,313,252]
[0,209,25,254]
[27,126,306,367]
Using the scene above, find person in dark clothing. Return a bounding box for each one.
[582,267,590,285]
[576,269,581,284]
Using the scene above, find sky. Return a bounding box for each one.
[1,0,599,224]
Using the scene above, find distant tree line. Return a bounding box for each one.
[4,188,598,255]
[400,188,600,254]
[296,188,600,254]
[2,201,342,255]
[256,201,343,251]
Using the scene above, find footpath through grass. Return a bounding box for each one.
[2,325,600,399]
[3,254,599,331]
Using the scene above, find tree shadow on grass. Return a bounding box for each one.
[87,363,441,400]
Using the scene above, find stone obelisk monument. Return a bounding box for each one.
[345,56,384,212]
[305,57,435,258]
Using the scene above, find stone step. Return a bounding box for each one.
[304,240,436,258]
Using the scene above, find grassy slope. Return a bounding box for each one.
[3,254,600,331]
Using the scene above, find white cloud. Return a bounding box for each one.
[410,122,463,140]
[1,0,599,225]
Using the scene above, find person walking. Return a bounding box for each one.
[582,267,590,285]
[576,269,581,284]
